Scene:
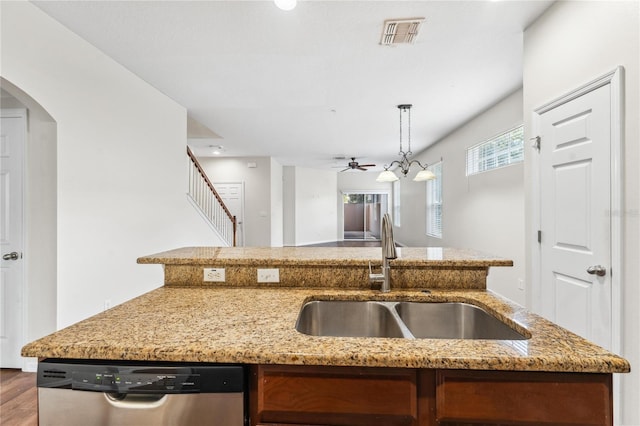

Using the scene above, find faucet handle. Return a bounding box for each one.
[368,261,384,284]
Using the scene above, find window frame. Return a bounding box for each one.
[465,125,524,176]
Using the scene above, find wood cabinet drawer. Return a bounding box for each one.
[251,365,419,426]
[435,370,612,426]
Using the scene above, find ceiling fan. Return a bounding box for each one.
[340,157,376,172]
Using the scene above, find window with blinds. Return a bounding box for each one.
[466,125,524,176]
[393,180,401,227]
[426,161,442,238]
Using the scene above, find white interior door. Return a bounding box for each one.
[214,183,245,247]
[1,109,26,368]
[537,84,612,350]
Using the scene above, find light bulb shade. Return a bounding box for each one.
[274,0,297,10]
[376,170,399,182]
[413,169,436,181]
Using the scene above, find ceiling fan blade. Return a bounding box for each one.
[339,167,350,172]
[357,167,368,171]
[359,164,376,168]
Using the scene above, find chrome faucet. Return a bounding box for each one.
[369,213,397,292]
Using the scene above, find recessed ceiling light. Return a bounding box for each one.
[209,145,225,155]
[274,0,296,11]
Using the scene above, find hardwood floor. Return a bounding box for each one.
[0,369,37,426]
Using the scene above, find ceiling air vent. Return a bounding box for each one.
[380,18,425,45]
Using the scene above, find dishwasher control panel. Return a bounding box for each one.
[72,371,200,393]
[37,359,245,394]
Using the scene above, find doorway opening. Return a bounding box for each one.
[1,78,57,371]
[213,182,245,247]
[342,192,389,240]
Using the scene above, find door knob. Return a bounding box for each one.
[586,265,607,277]
[2,252,20,261]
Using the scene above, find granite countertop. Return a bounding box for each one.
[137,246,514,268]
[22,287,630,373]
[138,246,512,289]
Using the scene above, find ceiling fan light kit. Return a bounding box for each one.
[340,157,376,172]
[376,104,435,183]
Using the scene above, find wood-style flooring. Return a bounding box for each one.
[0,369,37,426]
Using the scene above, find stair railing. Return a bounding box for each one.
[187,147,237,246]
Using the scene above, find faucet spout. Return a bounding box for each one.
[381,213,397,262]
[369,213,397,292]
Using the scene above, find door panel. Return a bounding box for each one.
[554,273,590,338]
[0,112,25,368]
[554,160,591,249]
[538,84,611,349]
[214,183,244,246]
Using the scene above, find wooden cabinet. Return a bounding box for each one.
[435,370,612,426]
[250,365,613,426]
[250,365,419,426]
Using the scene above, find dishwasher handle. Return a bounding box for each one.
[104,392,167,409]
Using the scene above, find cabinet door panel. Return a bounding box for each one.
[436,370,612,426]
[252,365,418,426]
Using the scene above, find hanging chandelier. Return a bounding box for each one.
[376,104,436,182]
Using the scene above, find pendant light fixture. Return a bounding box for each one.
[376,104,436,182]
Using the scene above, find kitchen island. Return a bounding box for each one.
[22,247,630,425]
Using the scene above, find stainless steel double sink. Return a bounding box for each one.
[295,300,529,340]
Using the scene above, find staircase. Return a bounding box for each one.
[187,147,237,246]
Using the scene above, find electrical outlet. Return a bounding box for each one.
[104,299,111,311]
[518,278,525,290]
[204,268,225,282]
[257,268,279,283]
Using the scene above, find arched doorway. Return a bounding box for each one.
[1,78,57,371]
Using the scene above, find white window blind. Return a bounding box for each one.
[393,180,401,227]
[466,125,524,176]
[426,161,442,238]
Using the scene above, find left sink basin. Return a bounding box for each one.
[295,300,405,338]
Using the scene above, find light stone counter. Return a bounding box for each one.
[22,287,630,373]
[137,246,513,289]
[137,246,514,267]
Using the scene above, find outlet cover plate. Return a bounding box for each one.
[257,268,279,283]
[204,268,226,282]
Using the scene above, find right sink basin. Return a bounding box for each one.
[394,302,528,340]
[295,300,529,340]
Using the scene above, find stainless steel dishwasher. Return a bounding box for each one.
[37,359,246,426]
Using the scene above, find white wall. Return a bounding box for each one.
[394,90,526,305]
[282,166,338,246]
[283,166,296,246]
[524,1,640,425]
[295,167,338,245]
[523,2,639,424]
[1,2,222,330]
[270,158,284,247]
[337,170,392,192]
[198,156,274,247]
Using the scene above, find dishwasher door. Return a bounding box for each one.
[38,388,244,426]
[37,359,246,426]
